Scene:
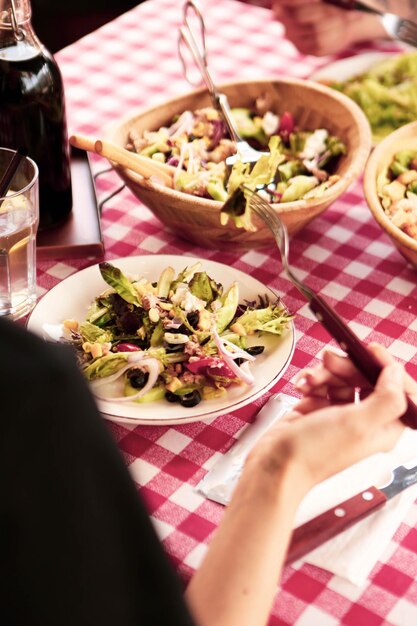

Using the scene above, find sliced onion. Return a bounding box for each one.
[174,142,187,185]
[221,337,256,362]
[126,352,148,363]
[91,357,161,403]
[212,329,255,385]
[168,111,194,138]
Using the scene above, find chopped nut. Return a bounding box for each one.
[230,322,247,336]
[206,108,219,121]
[166,376,182,392]
[164,332,189,344]
[383,180,406,202]
[137,326,146,339]
[102,342,112,356]
[149,307,160,323]
[82,342,92,353]
[142,293,158,310]
[198,309,212,331]
[398,170,417,185]
[90,343,103,359]
[151,152,166,163]
[63,319,79,331]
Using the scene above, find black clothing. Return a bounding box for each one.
[0,318,195,626]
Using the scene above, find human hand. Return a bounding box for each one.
[271,0,388,56]
[294,342,417,412]
[248,344,411,499]
[187,344,413,626]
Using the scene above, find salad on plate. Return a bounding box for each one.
[63,260,293,409]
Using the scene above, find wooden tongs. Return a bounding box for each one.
[69,134,175,188]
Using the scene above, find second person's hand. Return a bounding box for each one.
[271,0,388,56]
[247,344,408,496]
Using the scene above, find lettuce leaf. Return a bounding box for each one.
[237,304,293,335]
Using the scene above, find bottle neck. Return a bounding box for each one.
[0,0,32,27]
[0,1,42,53]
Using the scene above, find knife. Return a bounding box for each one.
[323,0,378,10]
[286,459,417,565]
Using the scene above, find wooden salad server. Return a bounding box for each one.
[69,134,175,188]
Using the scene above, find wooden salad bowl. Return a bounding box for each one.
[364,121,417,269]
[106,77,372,250]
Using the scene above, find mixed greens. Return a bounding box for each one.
[377,149,417,240]
[126,104,345,230]
[329,51,417,143]
[63,261,293,408]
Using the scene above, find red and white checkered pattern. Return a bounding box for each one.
[39,0,417,623]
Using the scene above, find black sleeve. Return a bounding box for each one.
[0,318,196,626]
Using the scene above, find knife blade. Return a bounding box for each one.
[286,459,417,565]
[323,0,375,11]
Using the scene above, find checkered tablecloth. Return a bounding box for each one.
[41,0,417,623]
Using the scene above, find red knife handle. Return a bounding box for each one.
[285,486,387,565]
[309,293,417,429]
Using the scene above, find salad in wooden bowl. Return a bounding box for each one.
[364,121,417,268]
[106,78,372,249]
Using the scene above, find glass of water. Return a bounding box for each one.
[0,147,39,320]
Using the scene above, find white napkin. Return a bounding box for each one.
[293,428,417,585]
[197,394,417,586]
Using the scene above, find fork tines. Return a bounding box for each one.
[382,13,417,47]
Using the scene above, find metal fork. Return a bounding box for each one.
[324,0,417,47]
[178,0,268,165]
[240,186,417,428]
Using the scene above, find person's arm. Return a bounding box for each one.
[271,0,388,56]
[185,345,410,626]
[186,445,303,626]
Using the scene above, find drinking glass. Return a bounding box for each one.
[0,147,39,320]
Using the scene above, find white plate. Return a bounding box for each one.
[309,51,392,83]
[27,255,295,425]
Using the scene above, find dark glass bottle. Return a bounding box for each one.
[0,0,72,229]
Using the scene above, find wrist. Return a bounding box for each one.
[243,435,313,505]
